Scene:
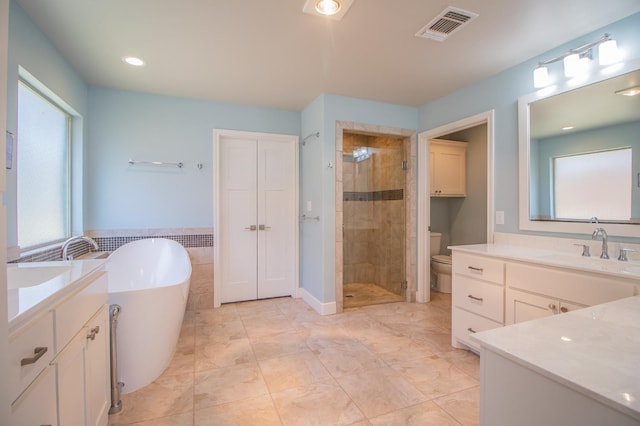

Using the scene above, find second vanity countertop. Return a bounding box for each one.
[7,259,108,331]
[471,295,640,421]
[449,243,640,281]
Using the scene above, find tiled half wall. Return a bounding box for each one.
[11,228,215,311]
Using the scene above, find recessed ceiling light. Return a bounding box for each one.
[315,0,340,15]
[562,126,575,131]
[122,56,145,67]
[302,0,353,20]
[615,85,640,97]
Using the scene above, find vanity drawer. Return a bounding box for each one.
[55,270,108,351]
[453,253,504,285]
[453,276,504,323]
[452,307,502,352]
[8,310,55,403]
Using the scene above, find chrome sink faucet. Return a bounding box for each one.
[62,235,99,260]
[591,227,609,259]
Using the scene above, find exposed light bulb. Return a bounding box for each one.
[315,0,341,15]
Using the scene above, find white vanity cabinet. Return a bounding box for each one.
[451,252,505,351]
[10,363,58,425]
[505,262,636,325]
[429,139,467,197]
[8,264,110,426]
[54,304,110,426]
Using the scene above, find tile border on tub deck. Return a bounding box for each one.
[11,228,214,263]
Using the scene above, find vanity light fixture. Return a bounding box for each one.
[615,85,640,97]
[598,38,620,66]
[532,34,621,88]
[122,56,145,67]
[533,65,551,89]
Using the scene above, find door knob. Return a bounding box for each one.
[258,225,272,231]
[244,225,257,231]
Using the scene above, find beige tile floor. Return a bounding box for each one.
[108,291,480,426]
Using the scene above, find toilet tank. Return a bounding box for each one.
[430,232,441,255]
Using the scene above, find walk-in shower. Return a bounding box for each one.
[342,132,406,308]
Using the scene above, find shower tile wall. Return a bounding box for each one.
[343,133,405,296]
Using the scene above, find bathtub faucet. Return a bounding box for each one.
[62,235,100,260]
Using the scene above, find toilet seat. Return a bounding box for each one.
[431,254,452,265]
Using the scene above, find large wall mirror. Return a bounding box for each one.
[519,59,640,237]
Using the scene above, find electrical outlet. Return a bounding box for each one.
[496,210,505,225]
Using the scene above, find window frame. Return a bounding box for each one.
[17,78,74,251]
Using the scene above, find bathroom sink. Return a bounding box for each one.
[7,264,72,289]
[537,253,640,276]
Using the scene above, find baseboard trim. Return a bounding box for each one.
[299,288,336,316]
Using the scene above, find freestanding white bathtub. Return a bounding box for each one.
[107,238,191,394]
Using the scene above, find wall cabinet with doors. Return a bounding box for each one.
[429,139,467,197]
[214,129,298,305]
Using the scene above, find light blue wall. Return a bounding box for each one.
[5,0,88,247]
[419,12,640,239]
[87,88,300,230]
[300,95,326,301]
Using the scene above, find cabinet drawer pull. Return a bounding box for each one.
[560,306,569,313]
[21,346,48,366]
[467,294,483,302]
[467,327,477,334]
[467,266,484,273]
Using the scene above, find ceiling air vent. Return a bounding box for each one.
[415,7,478,41]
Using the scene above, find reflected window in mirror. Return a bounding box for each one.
[552,148,631,221]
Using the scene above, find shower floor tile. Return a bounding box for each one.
[343,282,404,308]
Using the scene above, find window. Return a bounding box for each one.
[553,148,632,221]
[17,80,71,249]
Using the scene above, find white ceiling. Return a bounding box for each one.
[15,0,640,111]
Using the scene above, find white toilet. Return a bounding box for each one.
[430,232,452,293]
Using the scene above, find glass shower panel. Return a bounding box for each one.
[343,133,406,307]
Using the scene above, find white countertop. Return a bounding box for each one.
[7,259,108,330]
[472,296,640,421]
[450,243,640,281]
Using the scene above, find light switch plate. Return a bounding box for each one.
[306,201,313,212]
[496,210,505,225]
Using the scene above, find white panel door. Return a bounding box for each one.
[220,136,259,303]
[218,131,296,304]
[257,139,295,299]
